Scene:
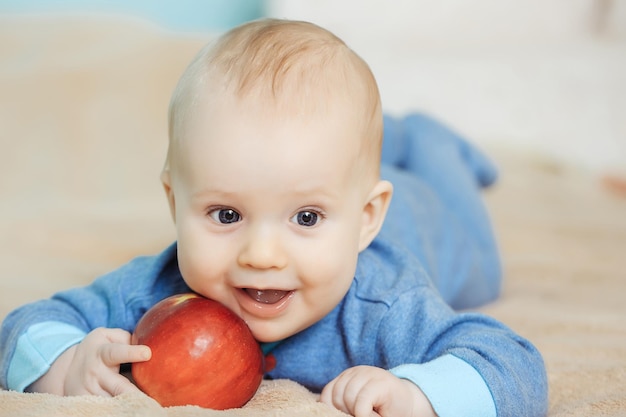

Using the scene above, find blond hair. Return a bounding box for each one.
[166,18,382,176]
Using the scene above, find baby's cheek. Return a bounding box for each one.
[178,252,220,292]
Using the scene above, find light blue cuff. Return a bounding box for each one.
[7,321,86,391]
[391,354,496,417]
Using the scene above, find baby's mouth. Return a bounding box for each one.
[236,288,295,318]
[244,289,290,305]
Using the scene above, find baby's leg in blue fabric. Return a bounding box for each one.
[379,113,501,309]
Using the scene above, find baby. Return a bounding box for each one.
[0,19,547,417]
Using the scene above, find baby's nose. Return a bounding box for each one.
[237,226,287,270]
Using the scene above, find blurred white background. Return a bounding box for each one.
[269,1,626,175]
[1,0,625,173]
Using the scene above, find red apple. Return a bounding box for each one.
[131,293,264,409]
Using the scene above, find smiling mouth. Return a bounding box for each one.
[244,289,290,304]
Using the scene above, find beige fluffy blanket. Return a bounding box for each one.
[1,14,625,416]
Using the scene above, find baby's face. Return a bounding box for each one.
[165,90,377,342]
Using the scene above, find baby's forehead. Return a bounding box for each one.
[171,94,370,181]
[190,59,381,158]
[170,84,381,190]
[193,87,362,143]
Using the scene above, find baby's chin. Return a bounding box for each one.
[245,320,291,344]
[245,315,317,345]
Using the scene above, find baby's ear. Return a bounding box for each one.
[161,169,176,223]
[359,180,393,251]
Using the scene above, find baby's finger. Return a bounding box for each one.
[101,373,144,397]
[320,376,352,414]
[103,328,133,345]
[354,395,382,417]
[99,343,151,367]
[319,378,338,407]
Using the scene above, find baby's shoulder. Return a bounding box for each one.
[353,237,435,305]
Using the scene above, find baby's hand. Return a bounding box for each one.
[63,327,151,396]
[320,366,436,417]
[29,327,151,396]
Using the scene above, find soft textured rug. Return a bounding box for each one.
[1,14,624,416]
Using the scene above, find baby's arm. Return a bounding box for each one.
[320,366,436,417]
[375,284,545,416]
[28,328,150,396]
[0,244,183,392]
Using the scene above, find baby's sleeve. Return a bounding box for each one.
[391,355,496,417]
[4,320,86,391]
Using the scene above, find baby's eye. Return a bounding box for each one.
[290,210,320,227]
[208,208,241,224]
